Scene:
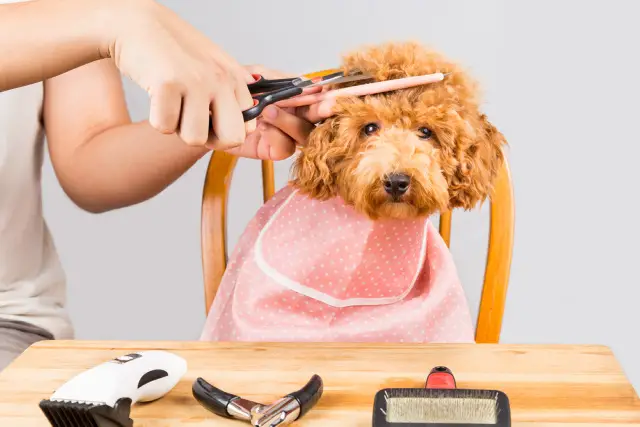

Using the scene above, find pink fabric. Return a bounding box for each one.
[200,186,475,343]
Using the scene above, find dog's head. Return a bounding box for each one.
[291,42,507,220]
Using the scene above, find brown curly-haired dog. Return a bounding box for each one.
[200,41,508,344]
[291,41,506,220]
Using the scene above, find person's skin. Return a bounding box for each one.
[0,0,318,149]
[0,0,328,213]
[44,60,321,213]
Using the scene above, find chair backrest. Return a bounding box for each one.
[201,153,514,343]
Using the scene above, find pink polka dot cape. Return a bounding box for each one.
[200,185,475,343]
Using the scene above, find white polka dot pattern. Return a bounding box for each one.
[200,185,475,344]
[254,190,428,305]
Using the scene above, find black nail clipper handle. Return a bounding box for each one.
[192,377,239,418]
[286,374,323,419]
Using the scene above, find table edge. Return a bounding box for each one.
[24,340,616,354]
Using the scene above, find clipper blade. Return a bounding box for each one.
[373,388,511,426]
[39,397,133,427]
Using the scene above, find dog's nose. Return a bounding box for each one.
[383,173,411,198]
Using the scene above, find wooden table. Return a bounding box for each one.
[0,341,638,426]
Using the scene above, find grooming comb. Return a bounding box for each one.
[372,366,511,426]
[275,72,450,110]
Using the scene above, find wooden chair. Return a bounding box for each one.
[201,154,514,343]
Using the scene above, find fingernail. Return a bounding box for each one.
[263,105,278,121]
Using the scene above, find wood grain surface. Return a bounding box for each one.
[0,341,638,426]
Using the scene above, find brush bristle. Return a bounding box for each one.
[384,389,499,424]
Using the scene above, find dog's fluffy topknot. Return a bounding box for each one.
[291,41,506,219]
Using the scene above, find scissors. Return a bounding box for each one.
[241,69,374,121]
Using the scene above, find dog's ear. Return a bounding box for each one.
[291,118,340,199]
[446,112,506,210]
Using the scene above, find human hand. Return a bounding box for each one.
[105,0,255,149]
[221,66,332,160]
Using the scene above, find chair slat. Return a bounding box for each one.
[475,160,515,343]
[438,211,452,247]
[261,160,275,202]
[201,151,237,315]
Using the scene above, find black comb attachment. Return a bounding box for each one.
[39,398,134,427]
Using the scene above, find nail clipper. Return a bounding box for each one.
[192,374,323,426]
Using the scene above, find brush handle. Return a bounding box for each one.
[426,366,456,389]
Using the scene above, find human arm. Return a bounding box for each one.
[1,0,254,148]
[0,0,112,91]
[43,59,208,213]
[44,60,323,213]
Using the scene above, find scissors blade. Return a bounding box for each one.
[300,68,342,79]
[291,71,346,88]
[308,73,374,88]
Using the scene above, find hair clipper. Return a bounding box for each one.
[39,350,187,427]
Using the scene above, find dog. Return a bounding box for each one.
[200,42,507,344]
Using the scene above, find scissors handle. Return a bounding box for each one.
[207,75,303,131]
[242,85,303,121]
[247,74,295,94]
[207,85,303,132]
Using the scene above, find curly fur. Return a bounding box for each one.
[291,42,507,220]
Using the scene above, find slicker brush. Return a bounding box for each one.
[372,366,511,426]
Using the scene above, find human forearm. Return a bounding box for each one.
[43,57,313,214]
[0,0,123,91]
[51,121,209,213]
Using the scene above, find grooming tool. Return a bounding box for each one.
[192,374,323,426]
[372,366,511,426]
[241,70,374,121]
[425,366,457,389]
[39,350,187,427]
[275,72,450,115]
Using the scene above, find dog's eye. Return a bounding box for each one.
[362,123,380,136]
[418,127,433,139]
